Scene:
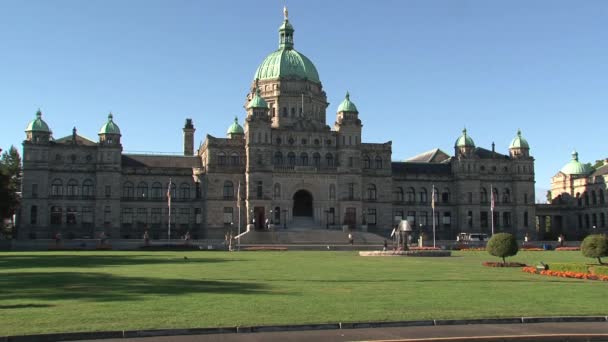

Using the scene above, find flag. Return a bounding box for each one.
[236,182,241,207]
[167,178,172,207]
[490,186,495,212]
[431,185,436,209]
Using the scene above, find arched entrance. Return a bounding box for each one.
[293,190,313,217]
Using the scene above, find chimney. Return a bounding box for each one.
[491,142,495,153]
[183,118,195,156]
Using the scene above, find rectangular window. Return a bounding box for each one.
[82,207,93,227]
[348,157,353,167]
[367,209,377,225]
[104,206,111,225]
[328,207,335,225]
[407,211,416,226]
[524,211,529,228]
[393,209,404,224]
[223,207,233,226]
[195,208,202,224]
[468,192,473,204]
[256,181,263,199]
[105,185,111,198]
[419,212,428,226]
[66,207,77,225]
[50,206,62,225]
[32,184,38,198]
[503,212,511,227]
[151,208,162,224]
[480,211,488,228]
[30,205,37,225]
[442,212,451,227]
[137,208,147,227]
[348,183,355,200]
[467,210,473,228]
[122,208,133,225]
[179,208,189,224]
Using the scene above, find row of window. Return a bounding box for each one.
[577,212,607,229]
[49,179,95,197]
[575,190,606,207]
[122,181,197,200]
[273,152,335,167]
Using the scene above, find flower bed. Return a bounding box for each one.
[242,246,288,251]
[482,261,526,267]
[409,246,441,250]
[458,247,485,251]
[555,247,580,251]
[522,266,608,281]
[360,250,451,257]
[520,247,544,251]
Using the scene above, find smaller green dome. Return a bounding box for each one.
[509,129,530,149]
[455,128,475,148]
[25,109,51,133]
[337,91,358,113]
[99,113,121,135]
[227,117,244,135]
[247,88,269,109]
[560,150,593,175]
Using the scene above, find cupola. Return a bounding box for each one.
[98,113,121,145]
[25,109,52,143]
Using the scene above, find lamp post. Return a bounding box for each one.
[270,209,273,225]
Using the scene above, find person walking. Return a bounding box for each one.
[143,230,150,246]
[348,233,354,245]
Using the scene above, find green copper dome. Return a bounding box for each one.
[337,92,358,113]
[25,110,51,133]
[509,129,529,149]
[455,128,475,147]
[253,10,320,83]
[99,113,121,135]
[227,117,244,135]
[247,88,269,109]
[560,151,593,175]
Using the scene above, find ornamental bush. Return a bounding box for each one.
[486,233,518,265]
[581,234,608,265]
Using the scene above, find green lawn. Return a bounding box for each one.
[0,250,606,336]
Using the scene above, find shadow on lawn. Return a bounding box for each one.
[0,304,55,309]
[0,254,245,269]
[0,272,270,303]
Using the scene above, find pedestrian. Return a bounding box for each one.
[524,233,529,244]
[99,231,107,246]
[383,239,388,251]
[348,233,354,245]
[184,231,191,246]
[559,234,565,247]
[265,218,270,230]
[143,230,150,246]
[54,232,62,246]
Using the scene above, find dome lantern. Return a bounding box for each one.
[227,116,245,139]
[454,128,475,148]
[337,91,358,113]
[560,150,593,176]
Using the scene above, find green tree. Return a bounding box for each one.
[486,233,519,265]
[592,158,607,169]
[0,146,22,237]
[581,234,608,265]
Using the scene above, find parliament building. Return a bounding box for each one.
[18,10,536,241]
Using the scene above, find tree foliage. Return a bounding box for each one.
[486,233,519,264]
[581,234,608,265]
[0,146,22,235]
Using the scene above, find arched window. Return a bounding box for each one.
[291,107,295,116]
[592,190,597,205]
[502,189,511,203]
[584,192,590,206]
[149,182,161,199]
[393,187,404,202]
[441,188,450,203]
[367,184,377,201]
[274,152,283,165]
[406,187,416,203]
[300,152,308,166]
[576,192,582,207]
[122,181,134,198]
[480,188,488,203]
[230,153,239,166]
[375,156,383,169]
[601,213,606,227]
[329,184,336,200]
[598,189,605,204]
[217,152,226,166]
[326,153,334,167]
[67,179,78,197]
[419,188,428,203]
[523,211,529,227]
[282,107,287,117]
[287,152,296,166]
[82,179,94,197]
[592,213,597,228]
[51,179,63,196]
[363,156,371,169]
[313,153,321,167]
[274,183,281,199]
[137,182,148,199]
[223,181,234,199]
[180,183,190,200]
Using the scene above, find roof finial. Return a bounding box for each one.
[36,108,42,118]
[283,5,288,19]
[108,112,113,121]
[572,150,578,161]
[234,116,239,123]
[463,127,467,136]
[345,91,350,100]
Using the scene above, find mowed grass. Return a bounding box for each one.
[0,250,606,336]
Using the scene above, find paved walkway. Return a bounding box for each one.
[81,322,608,342]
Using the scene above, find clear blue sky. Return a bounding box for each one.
[1,0,606,198]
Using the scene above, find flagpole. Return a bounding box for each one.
[490,184,494,236]
[301,93,304,117]
[432,184,436,248]
[167,178,172,245]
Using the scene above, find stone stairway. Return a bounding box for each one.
[237,229,386,245]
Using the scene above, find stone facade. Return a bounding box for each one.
[18,10,537,241]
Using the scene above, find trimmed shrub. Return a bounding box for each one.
[592,266,608,276]
[486,233,518,265]
[581,234,608,265]
[550,263,590,274]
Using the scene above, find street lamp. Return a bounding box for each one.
[270,209,273,225]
